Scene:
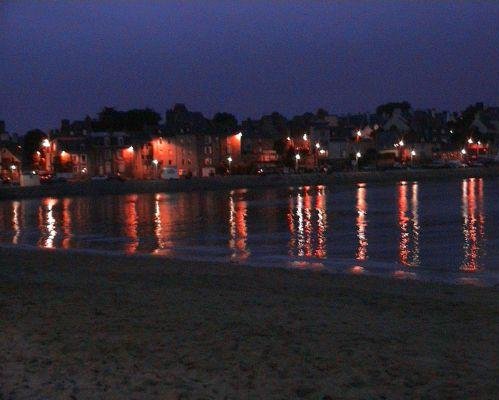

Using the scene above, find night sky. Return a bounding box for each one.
[1,1,498,134]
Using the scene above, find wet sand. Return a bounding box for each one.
[1,247,498,399]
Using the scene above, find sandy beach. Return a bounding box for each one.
[1,247,498,399]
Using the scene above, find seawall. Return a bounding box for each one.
[1,166,498,200]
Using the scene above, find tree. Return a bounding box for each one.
[97,107,123,130]
[124,108,161,130]
[22,129,47,168]
[316,108,329,119]
[212,112,238,135]
[376,101,411,116]
[96,107,161,131]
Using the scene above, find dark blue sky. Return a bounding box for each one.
[1,1,498,133]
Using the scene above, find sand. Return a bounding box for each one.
[1,247,498,399]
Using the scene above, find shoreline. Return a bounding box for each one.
[2,243,497,288]
[1,166,498,200]
[1,246,498,398]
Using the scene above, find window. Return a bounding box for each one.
[80,154,87,163]
[105,150,112,160]
[168,160,172,165]
[72,154,79,164]
[187,159,191,165]
[118,137,124,146]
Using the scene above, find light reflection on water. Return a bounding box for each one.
[0,178,497,284]
[287,186,328,259]
[461,178,485,272]
[397,182,420,267]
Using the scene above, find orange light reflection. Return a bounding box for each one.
[228,189,249,261]
[356,183,368,261]
[288,186,327,258]
[38,198,58,248]
[397,182,420,267]
[12,201,21,244]
[461,178,485,272]
[123,195,138,254]
[61,198,72,249]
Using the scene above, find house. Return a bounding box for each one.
[470,107,499,148]
[383,108,411,133]
[51,136,90,177]
[0,141,22,183]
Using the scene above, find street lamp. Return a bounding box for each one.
[227,156,232,173]
[152,159,159,178]
[461,148,467,160]
[302,133,308,141]
[315,142,320,149]
[398,140,404,147]
[467,138,473,144]
[355,151,361,171]
[410,150,416,167]
[41,139,50,148]
[295,153,301,172]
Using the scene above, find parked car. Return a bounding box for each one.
[447,160,467,168]
[106,173,126,182]
[39,173,53,184]
[161,167,179,180]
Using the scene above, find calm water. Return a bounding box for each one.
[1,177,498,285]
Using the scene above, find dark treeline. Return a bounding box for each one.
[15,101,494,149]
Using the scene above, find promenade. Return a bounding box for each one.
[1,166,498,200]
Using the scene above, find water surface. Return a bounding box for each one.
[1,177,498,285]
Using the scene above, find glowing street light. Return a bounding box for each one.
[128,146,134,152]
[355,152,361,171]
[295,153,301,172]
[356,130,362,137]
[41,139,50,148]
[319,149,326,155]
[315,142,320,149]
[286,136,291,141]
[302,133,308,141]
[152,159,159,178]
[10,165,16,170]
[227,156,233,173]
[461,148,467,156]
[410,149,416,166]
[236,132,242,140]
[398,140,404,147]
[467,138,473,144]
